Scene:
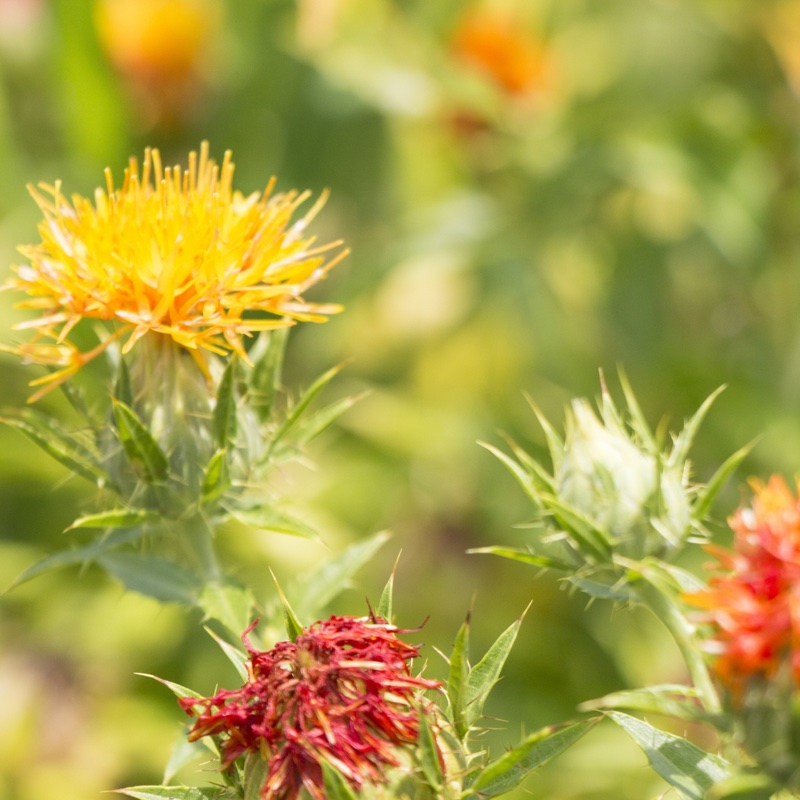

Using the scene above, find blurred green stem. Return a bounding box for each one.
[630,564,721,715]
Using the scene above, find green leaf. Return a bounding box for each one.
[606,711,734,799]
[692,440,755,523]
[114,357,134,408]
[213,359,238,450]
[465,608,527,729]
[204,626,248,682]
[244,753,268,800]
[7,527,145,589]
[67,508,156,530]
[271,570,304,641]
[292,531,391,619]
[199,580,255,638]
[321,760,359,800]
[478,442,545,512]
[201,449,231,506]
[163,730,216,784]
[1,410,111,488]
[226,503,320,540]
[580,685,731,729]
[669,385,725,467]
[249,327,288,421]
[268,361,347,455]
[112,399,169,482]
[523,393,565,473]
[136,673,203,702]
[467,718,600,798]
[98,553,201,604]
[376,553,400,622]
[417,710,444,791]
[704,773,778,800]
[448,613,470,741]
[616,369,658,452]
[467,546,573,572]
[116,787,228,800]
[285,392,366,452]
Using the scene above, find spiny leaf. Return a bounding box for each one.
[98,552,201,604]
[467,546,573,572]
[376,552,401,622]
[136,673,203,702]
[268,361,348,455]
[249,327,288,421]
[116,786,229,800]
[66,507,156,530]
[213,359,237,450]
[225,503,320,540]
[669,385,726,467]
[112,399,169,482]
[1,410,111,488]
[292,530,391,619]
[204,626,248,682]
[6,527,145,590]
[692,440,755,522]
[448,613,471,741]
[580,685,731,730]
[466,718,600,798]
[417,710,444,791]
[199,580,255,639]
[163,730,216,785]
[201,449,231,506]
[114,357,134,408]
[244,753,268,800]
[523,393,565,473]
[606,711,733,799]
[271,569,304,642]
[320,760,359,800]
[465,606,528,729]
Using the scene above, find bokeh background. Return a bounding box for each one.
[1,0,799,798]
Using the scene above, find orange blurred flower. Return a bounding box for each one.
[4,143,345,401]
[95,0,221,128]
[685,476,800,701]
[451,10,552,97]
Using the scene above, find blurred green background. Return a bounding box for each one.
[1,0,798,797]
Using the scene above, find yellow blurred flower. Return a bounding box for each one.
[4,143,345,401]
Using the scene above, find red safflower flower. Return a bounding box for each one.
[685,476,800,700]
[180,615,442,800]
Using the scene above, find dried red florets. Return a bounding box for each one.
[685,476,800,700]
[180,615,442,800]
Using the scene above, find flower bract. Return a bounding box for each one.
[180,615,441,800]
[4,142,345,400]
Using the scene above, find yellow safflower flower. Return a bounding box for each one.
[4,143,345,400]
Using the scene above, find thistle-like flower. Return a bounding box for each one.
[686,476,800,698]
[685,476,800,788]
[180,615,442,800]
[4,142,345,400]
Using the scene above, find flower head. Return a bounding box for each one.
[685,476,800,700]
[4,142,345,400]
[180,615,442,800]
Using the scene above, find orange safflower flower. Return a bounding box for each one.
[685,476,800,701]
[4,143,345,400]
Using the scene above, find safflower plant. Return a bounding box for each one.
[2,143,797,799]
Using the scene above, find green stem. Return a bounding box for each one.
[630,564,722,715]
